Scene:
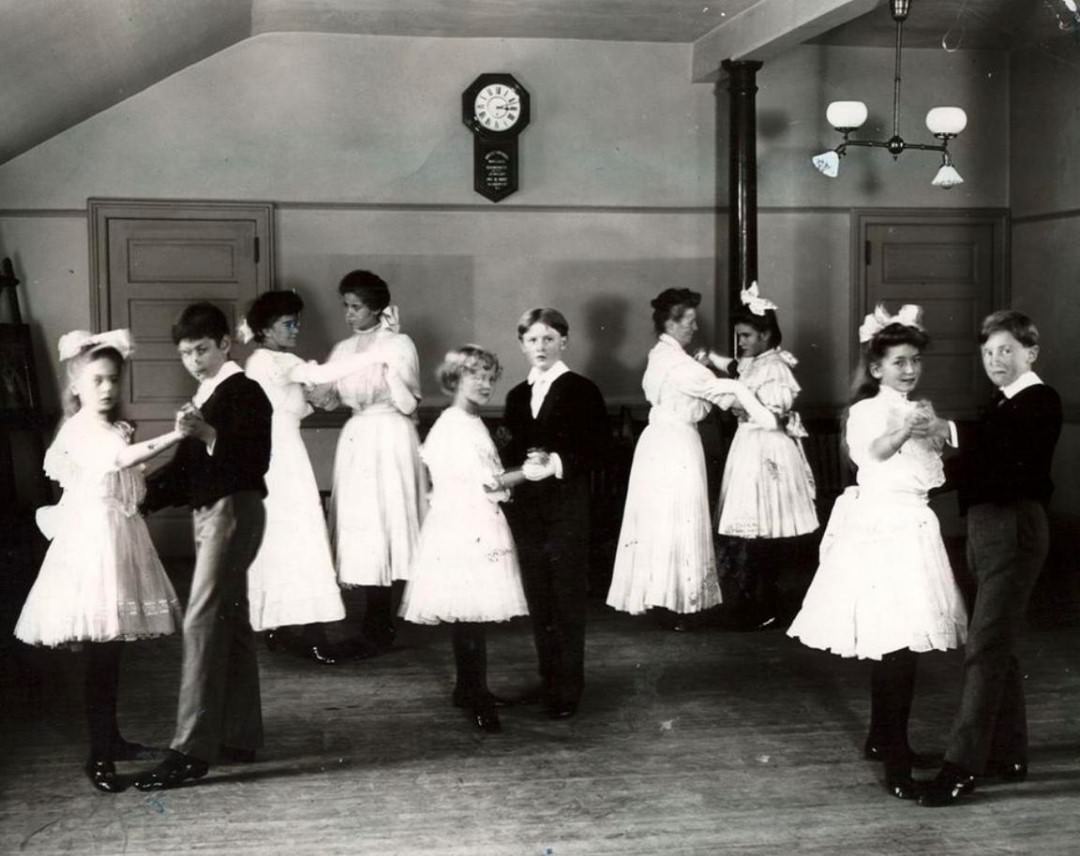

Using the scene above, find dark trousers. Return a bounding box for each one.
[172,491,265,762]
[85,641,124,760]
[451,622,489,700]
[868,648,918,767]
[945,500,1049,772]
[515,513,589,707]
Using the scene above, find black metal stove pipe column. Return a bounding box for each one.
[721,59,763,320]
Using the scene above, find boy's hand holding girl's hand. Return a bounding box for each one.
[522,448,557,482]
[176,403,217,447]
[906,400,951,443]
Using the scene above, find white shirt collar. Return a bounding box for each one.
[192,360,244,408]
[527,360,569,387]
[878,384,909,402]
[1000,370,1042,400]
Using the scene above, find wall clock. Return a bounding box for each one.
[462,73,531,202]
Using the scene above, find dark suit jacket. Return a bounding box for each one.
[145,373,272,512]
[501,371,610,526]
[950,383,1062,513]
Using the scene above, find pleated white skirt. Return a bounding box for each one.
[787,487,968,660]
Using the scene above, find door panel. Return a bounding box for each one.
[90,200,274,556]
[860,214,1007,418]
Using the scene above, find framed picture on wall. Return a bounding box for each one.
[0,324,40,423]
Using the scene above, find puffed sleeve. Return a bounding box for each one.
[383,333,422,399]
[42,419,80,489]
[246,349,301,389]
[752,351,801,415]
[845,399,890,470]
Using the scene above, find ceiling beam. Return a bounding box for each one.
[692,0,882,82]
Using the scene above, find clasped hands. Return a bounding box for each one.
[904,400,950,443]
[175,402,216,447]
[522,448,557,482]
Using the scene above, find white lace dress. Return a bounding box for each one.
[606,336,776,615]
[243,348,346,631]
[787,386,968,659]
[14,412,181,646]
[323,329,427,587]
[717,348,819,539]
[400,407,528,624]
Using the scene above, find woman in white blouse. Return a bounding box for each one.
[606,288,776,624]
[319,271,427,650]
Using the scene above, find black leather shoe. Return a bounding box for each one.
[917,765,976,807]
[985,760,1028,782]
[547,701,578,720]
[110,738,165,762]
[218,745,256,764]
[306,645,338,665]
[885,772,918,800]
[863,739,940,770]
[85,759,127,794]
[264,630,285,652]
[471,703,502,734]
[133,750,209,790]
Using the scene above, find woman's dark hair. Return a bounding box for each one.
[516,308,569,339]
[731,307,783,348]
[849,322,931,405]
[172,302,230,344]
[338,270,391,312]
[436,345,503,395]
[246,290,304,343]
[650,288,701,334]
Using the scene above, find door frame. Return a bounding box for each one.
[87,198,275,331]
[850,207,1010,375]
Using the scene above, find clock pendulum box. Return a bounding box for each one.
[462,73,531,202]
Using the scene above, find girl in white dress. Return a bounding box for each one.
[241,290,349,665]
[606,288,778,623]
[717,283,819,629]
[320,270,427,650]
[15,329,184,793]
[400,346,528,733]
[787,305,968,799]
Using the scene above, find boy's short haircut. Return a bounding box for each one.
[516,308,569,339]
[172,302,231,345]
[979,309,1039,347]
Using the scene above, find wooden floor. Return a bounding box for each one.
[2,595,1079,856]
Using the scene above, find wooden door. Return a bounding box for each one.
[89,200,274,555]
[856,212,1007,419]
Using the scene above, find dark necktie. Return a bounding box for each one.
[991,389,1007,407]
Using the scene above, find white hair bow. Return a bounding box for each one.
[380,305,401,333]
[739,281,778,316]
[57,328,134,361]
[858,304,924,343]
[235,318,255,345]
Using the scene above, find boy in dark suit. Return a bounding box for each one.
[502,308,609,719]
[135,302,272,789]
[920,310,1062,806]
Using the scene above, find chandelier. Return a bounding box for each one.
[811,0,967,189]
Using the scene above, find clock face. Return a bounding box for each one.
[473,83,522,133]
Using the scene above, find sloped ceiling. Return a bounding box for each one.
[0,0,1073,167]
